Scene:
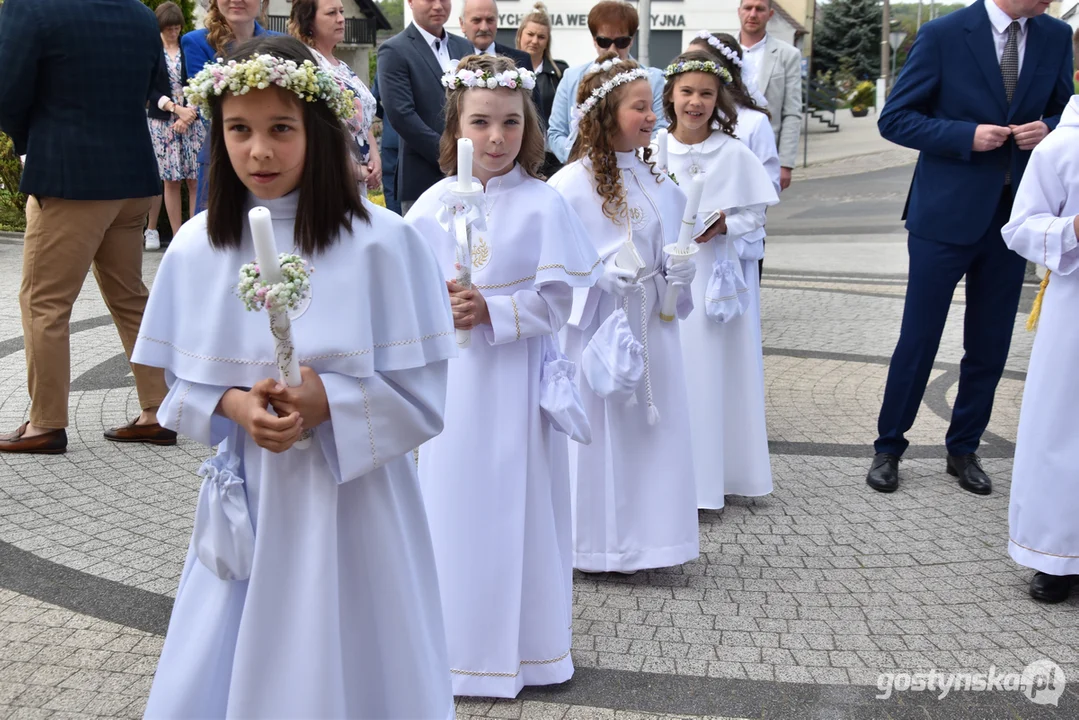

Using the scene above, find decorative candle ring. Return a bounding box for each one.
[238,253,314,313]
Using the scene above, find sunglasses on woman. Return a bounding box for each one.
[595,35,633,50]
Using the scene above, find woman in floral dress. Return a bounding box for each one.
[288,0,382,192]
[145,2,205,249]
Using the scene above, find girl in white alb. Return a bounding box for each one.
[139,37,455,719]
[406,55,602,698]
[550,53,721,574]
[661,51,779,511]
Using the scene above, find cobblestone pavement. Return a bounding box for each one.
[1,165,1077,719]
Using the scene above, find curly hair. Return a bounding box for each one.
[204,1,233,55]
[662,51,738,138]
[439,55,547,180]
[690,33,771,120]
[287,0,319,46]
[569,53,659,222]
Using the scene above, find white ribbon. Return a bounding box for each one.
[436,189,488,235]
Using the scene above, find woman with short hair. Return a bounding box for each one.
[289,0,382,191]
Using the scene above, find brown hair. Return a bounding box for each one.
[690,33,771,120]
[288,0,319,47]
[568,53,660,222]
[587,1,638,38]
[438,55,547,180]
[155,1,184,31]
[662,51,738,138]
[206,36,367,256]
[515,2,561,79]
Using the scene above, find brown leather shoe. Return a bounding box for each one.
[0,423,67,454]
[104,419,177,446]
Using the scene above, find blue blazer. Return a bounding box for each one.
[878,2,1073,245]
[0,0,163,200]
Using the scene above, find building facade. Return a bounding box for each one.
[408,0,808,70]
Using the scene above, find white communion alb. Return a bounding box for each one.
[668,130,779,510]
[549,151,700,573]
[1000,96,1079,579]
[406,164,602,698]
[135,192,457,719]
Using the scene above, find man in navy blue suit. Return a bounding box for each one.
[0,0,176,454]
[868,0,1072,495]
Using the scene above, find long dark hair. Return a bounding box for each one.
[662,51,738,138]
[690,33,771,120]
[206,35,367,256]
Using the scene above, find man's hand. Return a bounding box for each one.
[779,167,792,191]
[1009,121,1049,151]
[972,124,1011,152]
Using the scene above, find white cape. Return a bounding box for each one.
[549,151,700,572]
[136,192,457,719]
[668,132,778,509]
[406,165,601,697]
[1001,96,1079,576]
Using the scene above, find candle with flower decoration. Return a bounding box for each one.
[244,207,313,447]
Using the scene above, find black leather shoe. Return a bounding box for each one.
[867,453,900,493]
[946,453,992,495]
[1030,572,1074,604]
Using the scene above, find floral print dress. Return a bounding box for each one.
[148,49,205,181]
[311,49,378,162]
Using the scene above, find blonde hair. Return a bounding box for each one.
[569,53,661,221]
[439,55,547,179]
[515,3,561,79]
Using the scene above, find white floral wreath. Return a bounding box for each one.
[441,67,537,91]
[583,57,625,78]
[185,54,355,120]
[572,67,651,125]
[696,30,743,68]
[664,59,733,85]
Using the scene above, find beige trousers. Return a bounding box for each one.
[20,195,167,429]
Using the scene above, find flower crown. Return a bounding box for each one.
[664,59,732,85]
[696,30,743,68]
[441,67,537,92]
[572,67,651,124]
[184,54,356,120]
[584,57,625,77]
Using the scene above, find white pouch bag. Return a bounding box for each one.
[192,436,255,582]
[539,335,592,444]
[582,308,644,403]
[705,239,750,324]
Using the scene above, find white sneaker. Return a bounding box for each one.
[144,229,160,251]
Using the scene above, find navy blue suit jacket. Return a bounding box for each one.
[377,23,473,203]
[0,0,163,200]
[879,3,1072,245]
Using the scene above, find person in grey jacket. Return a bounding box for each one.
[738,0,802,191]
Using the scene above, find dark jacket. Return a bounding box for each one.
[377,23,472,203]
[879,2,1072,244]
[146,48,188,122]
[0,0,163,200]
[490,42,531,70]
[533,58,569,136]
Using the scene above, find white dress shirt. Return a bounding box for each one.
[740,33,768,90]
[984,0,1027,75]
[415,22,454,70]
[474,43,497,57]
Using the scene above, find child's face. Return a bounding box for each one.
[458,88,525,186]
[221,86,306,200]
[673,73,718,136]
[613,80,657,153]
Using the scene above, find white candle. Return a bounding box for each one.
[457,138,474,192]
[676,174,705,250]
[249,207,283,284]
[656,128,668,171]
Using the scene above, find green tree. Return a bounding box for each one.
[812,0,882,81]
[377,0,405,36]
[141,0,197,33]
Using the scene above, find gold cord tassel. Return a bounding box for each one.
[1026,269,1051,331]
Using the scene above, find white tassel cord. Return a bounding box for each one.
[623,267,661,425]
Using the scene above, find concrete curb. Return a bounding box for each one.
[0,230,24,243]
